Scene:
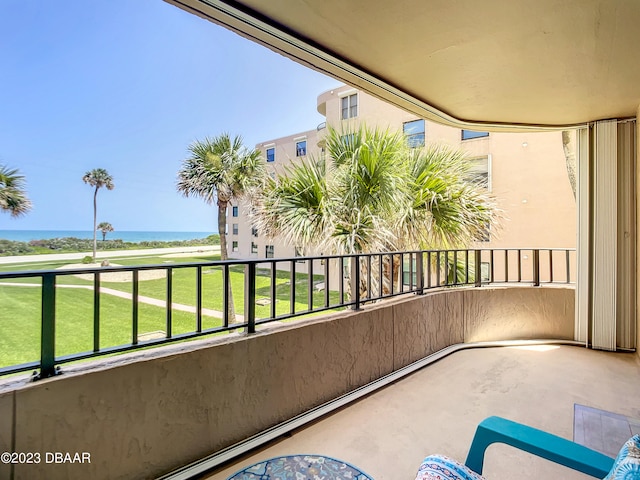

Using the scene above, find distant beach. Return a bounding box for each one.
[0,230,215,243]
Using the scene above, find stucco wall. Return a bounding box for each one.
[0,286,574,480]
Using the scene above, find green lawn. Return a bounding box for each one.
[0,253,343,370]
[0,285,219,368]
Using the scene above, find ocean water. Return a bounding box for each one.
[0,230,216,243]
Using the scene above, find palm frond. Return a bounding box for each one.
[176,134,266,206]
[252,123,500,255]
[82,168,114,190]
[0,165,32,217]
[253,156,329,248]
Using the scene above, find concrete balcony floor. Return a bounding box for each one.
[200,345,640,480]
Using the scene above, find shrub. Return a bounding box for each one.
[0,235,217,256]
[81,256,94,264]
[0,240,35,256]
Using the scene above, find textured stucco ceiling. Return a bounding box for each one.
[168,0,640,129]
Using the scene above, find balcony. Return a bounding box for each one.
[1,247,627,480]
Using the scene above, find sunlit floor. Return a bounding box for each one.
[199,345,640,480]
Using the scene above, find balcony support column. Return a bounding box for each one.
[576,119,636,351]
[637,105,640,360]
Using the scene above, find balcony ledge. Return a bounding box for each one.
[0,285,577,480]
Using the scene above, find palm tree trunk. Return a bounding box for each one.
[92,187,98,262]
[217,200,236,323]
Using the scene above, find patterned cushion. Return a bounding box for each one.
[603,435,640,480]
[415,454,485,480]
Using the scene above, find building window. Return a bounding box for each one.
[251,226,258,237]
[481,262,491,282]
[296,140,307,156]
[341,133,355,148]
[251,242,258,254]
[403,119,425,148]
[341,93,358,119]
[402,257,418,287]
[462,130,489,140]
[466,156,490,242]
[232,223,238,235]
[466,156,490,189]
[476,225,491,243]
[232,241,239,252]
[266,147,275,162]
[265,245,274,258]
[232,206,238,217]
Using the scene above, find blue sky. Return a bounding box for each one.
[0,0,340,232]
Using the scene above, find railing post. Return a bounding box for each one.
[474,250,482,287]
[39,273,58,379]
[196,266,203,332]
[93,272,100,352]
[453,250,458,285]
[132,270,139,344]
[270,262,277,319]
[166,267,173,338]
[465,250,470,284]
[307,259,314,311]
[324,258,330,307]
[416,252,424,295]
[533,249,540,286]
[244,263,256,333]
[222,265,230,327]
[289,261,296,315]
[350,255,361,310]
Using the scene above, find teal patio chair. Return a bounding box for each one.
[415,416,640,479]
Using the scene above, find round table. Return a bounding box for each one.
[226,454,374,479]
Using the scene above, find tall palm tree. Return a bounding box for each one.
[82,169,114,262]
[253,124,498,294]
[177,133,265,322]
[97,221,114,241]
[0,165,32,218]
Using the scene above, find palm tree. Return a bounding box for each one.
[177,133,265,322]
[0,165,32,218]
[253,124,497,295]
[82,169,114,262]
[97,222,114,241]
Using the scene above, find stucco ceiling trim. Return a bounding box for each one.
[166,0,597,132]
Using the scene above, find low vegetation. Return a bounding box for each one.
[0,234,220,256]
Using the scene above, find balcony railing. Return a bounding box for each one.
[0,248,575,380]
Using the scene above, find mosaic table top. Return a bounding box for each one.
[227,454,374,480]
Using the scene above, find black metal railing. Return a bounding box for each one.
[0,248,575,379]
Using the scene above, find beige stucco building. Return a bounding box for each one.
[227,85,577,270]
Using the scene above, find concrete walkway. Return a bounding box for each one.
[0,245,220,265]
